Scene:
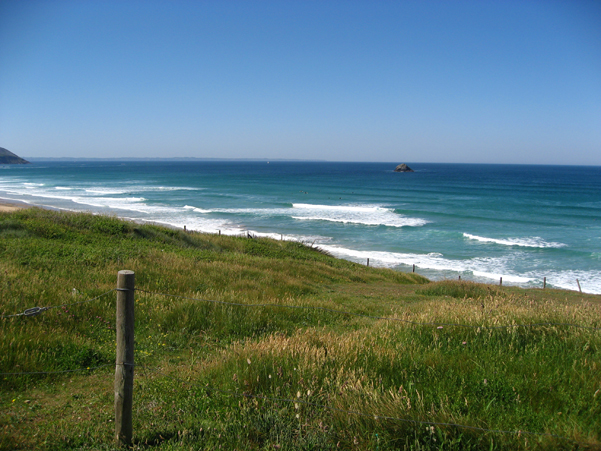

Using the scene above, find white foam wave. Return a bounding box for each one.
[464,233,566,248]
[292,215,426,227]
[85,188,128,195]
[71,196,147,210]
[81,185,202,195]
[471,271,533,283]
[153,186,203,191]
[316,244,537,281]
[183,205,212,213]
[293,203,385,213]
[123,186,204,193]
[142,216,238,235]
[528,270,601,294]
[317,243,601,293]
[191,204,428,228]
[291,203,428,228]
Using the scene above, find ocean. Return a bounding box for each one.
[1,160,600,294]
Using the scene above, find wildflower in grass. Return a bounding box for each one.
[462,341,467,345]
[297,391,301,398]
[247,358,251,365]
[437,326,443,329]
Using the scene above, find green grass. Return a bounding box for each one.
[1,208,600,450]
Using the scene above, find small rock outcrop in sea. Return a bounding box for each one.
[0,147,30,164]
[394,163,414,172]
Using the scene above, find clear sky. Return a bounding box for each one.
[1,0,600,164]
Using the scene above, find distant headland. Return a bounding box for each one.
[0,147,30,164]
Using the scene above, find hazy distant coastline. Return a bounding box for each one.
[23,157,328,162]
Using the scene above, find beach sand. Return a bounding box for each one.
[0,199,31,212]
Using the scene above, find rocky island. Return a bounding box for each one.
[394,163,414,172]
[0,147,30,164]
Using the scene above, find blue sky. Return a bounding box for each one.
[1,0,600,164]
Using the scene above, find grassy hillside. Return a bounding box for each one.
[1,209,599,450]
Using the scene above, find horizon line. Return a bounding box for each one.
[19,157,601,167]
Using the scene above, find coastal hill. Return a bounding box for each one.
[0,147,30,164]
[1,208,599,449]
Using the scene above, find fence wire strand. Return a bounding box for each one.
[136,288,600,331]
[0,364,113,376]
[1,363,163,378]
[0,289,116,319]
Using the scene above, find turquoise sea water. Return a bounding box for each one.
[1,160,600,294]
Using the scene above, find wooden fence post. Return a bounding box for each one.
[367,258,369,267]
[543,277,546,289]
[576,279,582,293]
[412,264,415,273]
[115,270,135,446]
[500,277,503,286]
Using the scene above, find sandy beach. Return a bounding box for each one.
[0,199,31,212]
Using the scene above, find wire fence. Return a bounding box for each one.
[2,285,599,377]
[0,288,116,319]
[1,283,599,447]
[0,364,114,376]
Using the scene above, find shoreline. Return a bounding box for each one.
[0,198,33,212]
[1,196,597,295]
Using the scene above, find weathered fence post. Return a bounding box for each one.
[543,277,546,289]
[412,264,415,273]
[115,270,135,446]
[576,279,582,293]
[367,258,369,267]
[500,277,503,286]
